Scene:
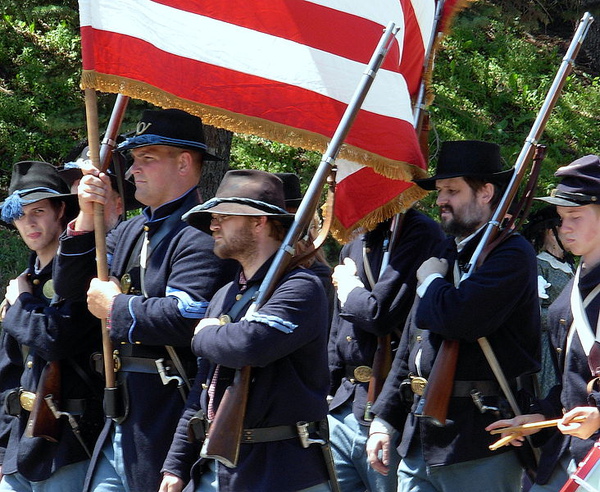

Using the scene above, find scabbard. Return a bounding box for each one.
[320,441,341,492]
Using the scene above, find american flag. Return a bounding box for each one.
[79,0,460,240]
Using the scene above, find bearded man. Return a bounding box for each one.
[366,140,541,492]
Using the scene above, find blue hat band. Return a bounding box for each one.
[196,197,289,215]
[118,134,209,151]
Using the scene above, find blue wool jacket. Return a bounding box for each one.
[0,253,104,481]
[328,209,444,424]
[54,187,235,492]
[532,263,600,484]
[163,257,331,492]
[373,232,541,466]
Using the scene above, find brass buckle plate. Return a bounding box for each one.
[19,390,36,412]
[410,376,428,396]
[353,366,372,383]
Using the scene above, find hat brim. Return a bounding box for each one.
[183,203,294,234]
[414,169,515,191]
[535,196,584,207]
[57,167,83,186]
[118,136,221,161]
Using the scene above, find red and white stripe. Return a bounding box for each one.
[80,0,437,240]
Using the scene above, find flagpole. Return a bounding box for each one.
[83,92,130,392]
[413,0,446,133]
[84,88,114,390]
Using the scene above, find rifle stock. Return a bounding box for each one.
[364,334,393,421]
[415,12,593,427]
[25,361,61,442]
[415,339,459,426]
[201,366,251,468]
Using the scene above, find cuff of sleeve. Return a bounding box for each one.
[417,274,444,298]
[588,392,600,410]
[106,296,116,331]
[370,416,394,435]
[66,219,92,236]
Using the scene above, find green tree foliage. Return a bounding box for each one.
[0,1,82,175]
[420,1,599,211]
[0,0,598,281]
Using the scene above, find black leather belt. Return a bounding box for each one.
[451,380,509,398]
[117,355,161,374]
[241,421,319,443]
[14,390,86,415]
[408,378,512,398]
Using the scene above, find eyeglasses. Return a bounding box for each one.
[210,215,234,225]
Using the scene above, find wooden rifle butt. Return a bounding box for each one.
[201,365,251,468]
[415,339,459,426]
[25,361,62,442]
[365,334,393,421]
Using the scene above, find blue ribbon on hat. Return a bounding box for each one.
[194,197,289,215]
[1,187,61,223]
[118,134,209,151]
[64,161,85,169]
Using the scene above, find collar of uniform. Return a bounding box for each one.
[27,251,52,283]
[579,261,600,295]
[454,224,486,253]
[243,253,280,287]
[141,186,199,229]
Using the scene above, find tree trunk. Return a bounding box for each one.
[581,1,600,73]
[200,125,233,200]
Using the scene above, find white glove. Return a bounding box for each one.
[332,258,364,308]
[537,275,551,300]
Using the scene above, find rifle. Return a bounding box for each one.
[362,0,446,422]
[24,360,61,442]
[84,92,130,417]
[416,12,594,427]
[364,213,405,421]
[200,366,250,468]
[201,22,400,471]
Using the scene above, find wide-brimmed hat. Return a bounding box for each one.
[275,172,302,209]
[1,161,77,223]
[183,169,294,233]
[58,143,141,211]
[415,140,513,191]
[522,205,561,241]
[537,154,600,207]
[117,108,220,161]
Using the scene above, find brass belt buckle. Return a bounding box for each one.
[353,366,372,383]
[588,377,600,393]
[120,274,132,294]
[19,390,36,412]
[410,376,428,396]
[113,350,121,372]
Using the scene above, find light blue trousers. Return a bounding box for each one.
[398,440,523,492]
[328,403,400,492]
[0,460,89,492]
[88,425,130,492]
[530,453,577,492]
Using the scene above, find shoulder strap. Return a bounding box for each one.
[228,284,260,321]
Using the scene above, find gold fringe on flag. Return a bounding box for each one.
[328,183,428,243]
[81,71,425,183]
